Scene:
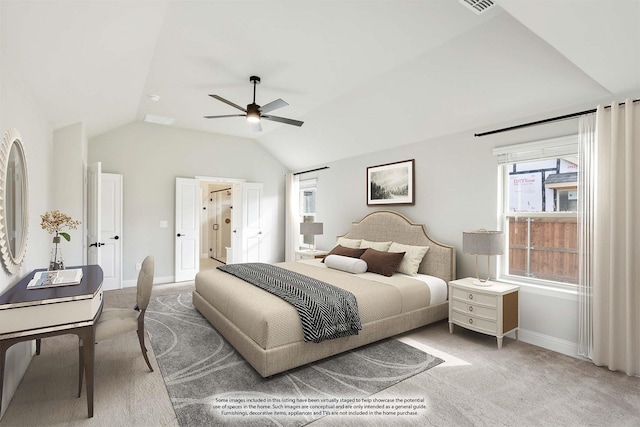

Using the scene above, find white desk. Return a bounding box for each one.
[0,265,103,418]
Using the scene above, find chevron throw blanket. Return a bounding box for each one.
[217,263,362,343]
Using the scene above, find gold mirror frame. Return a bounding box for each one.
[0,128,29,274]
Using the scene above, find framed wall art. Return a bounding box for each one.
[367,159,415,205]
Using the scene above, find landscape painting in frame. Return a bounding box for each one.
[367,159,415,205]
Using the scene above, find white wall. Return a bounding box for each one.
[308,119,582,357]
[0,38,55,418]
[88,122,289,283]
[53,122,87,266]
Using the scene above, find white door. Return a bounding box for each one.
[87,162,101,266]
[175,177,199,281]
[230,183,243,264]
[100,173,123,290]
[229,182,263,263]
[243,183,264,262]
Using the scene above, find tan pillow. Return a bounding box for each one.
[336,237,361,249]
[359,239,392,251]
[389,242,430,276]
[360,248,406,277]
[323,245,366,263]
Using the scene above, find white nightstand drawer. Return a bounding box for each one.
[451,299,497,320]
[451,287,497,308]
[450,311,497,335]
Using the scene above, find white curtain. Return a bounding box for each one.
[284,173,300,262]
[577,113,596,359]
[592,99,640,376]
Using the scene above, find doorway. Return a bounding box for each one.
[200,181,233,268]
[87,162,123,290]
[175,177,265,281]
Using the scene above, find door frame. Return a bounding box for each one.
[196,176,245,265]
[174,176,244,282]
[100,173,123,290]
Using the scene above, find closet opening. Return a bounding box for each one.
[200,181,233,270]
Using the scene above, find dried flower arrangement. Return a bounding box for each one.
[40,210,81,241]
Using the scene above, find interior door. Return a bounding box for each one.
[87,162,101,266]
[99,173,122,290]
[242,183,264,262]
[230,183,243,264]
[175,177,199,281]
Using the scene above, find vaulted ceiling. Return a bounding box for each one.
[2,1,638,170]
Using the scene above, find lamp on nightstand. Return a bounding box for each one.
[300,222,323,251]
[463,229,504,286]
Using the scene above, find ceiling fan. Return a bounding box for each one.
[205,76,304,132]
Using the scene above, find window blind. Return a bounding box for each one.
[492,134,578,164]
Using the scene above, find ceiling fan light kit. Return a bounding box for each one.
[205,75,303,131]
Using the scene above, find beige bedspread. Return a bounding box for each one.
[195,261,431,350]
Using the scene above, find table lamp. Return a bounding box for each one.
[463,229,504,286]
[300,222,323,250]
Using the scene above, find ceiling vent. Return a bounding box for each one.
[459,0,495,15]
[143,114,175,126]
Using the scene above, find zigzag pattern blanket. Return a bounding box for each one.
[217,263,362,343]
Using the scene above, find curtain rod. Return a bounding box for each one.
[475,98,640,137]
[293,166,329,176]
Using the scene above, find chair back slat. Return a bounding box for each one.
[136,256,154,310]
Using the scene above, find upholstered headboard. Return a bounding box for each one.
[339,210,456,283]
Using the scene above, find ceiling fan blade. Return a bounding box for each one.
[262,115,304,127]
[209,94,247,112]
[260,98,288,114]
[251,122,262,132]
[204,114,246,119]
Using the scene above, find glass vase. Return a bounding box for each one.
[49,235,65,271]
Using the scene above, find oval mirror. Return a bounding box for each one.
[0,128,29,274]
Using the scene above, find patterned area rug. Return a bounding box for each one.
[146,293,443,426]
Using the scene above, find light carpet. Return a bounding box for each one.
[146,293,443,426]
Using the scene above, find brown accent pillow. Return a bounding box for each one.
[360,248,406,277]
[322,245,367,263]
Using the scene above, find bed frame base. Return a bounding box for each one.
[193,290,448,377]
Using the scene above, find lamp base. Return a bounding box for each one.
[472,279,495,287]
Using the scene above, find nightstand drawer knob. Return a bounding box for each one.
[468,306,473,312]
[468,293,474,300]
[468,318,474,324]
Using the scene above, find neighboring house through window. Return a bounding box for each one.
[494,135,579,288]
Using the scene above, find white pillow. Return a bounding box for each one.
[324,254,368,274]
[359,239,392,251]
[335,237,361,248]
[388,242,430,276]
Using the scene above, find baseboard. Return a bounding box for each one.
[122,275,175,288]
[518,328,587,360]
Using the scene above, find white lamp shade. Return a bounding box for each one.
[463,230,504,255]
[300,222,323,236]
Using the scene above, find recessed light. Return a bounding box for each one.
[143,114,175,126]
[148,94,160,102]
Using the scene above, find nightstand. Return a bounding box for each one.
[448,278,519,349]
[295,249,328,260]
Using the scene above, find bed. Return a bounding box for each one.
[192,210,455,377]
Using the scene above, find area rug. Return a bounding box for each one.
[146,293,443,426]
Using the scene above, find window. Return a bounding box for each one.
[494,136,579,287]
[299,179,317,248]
